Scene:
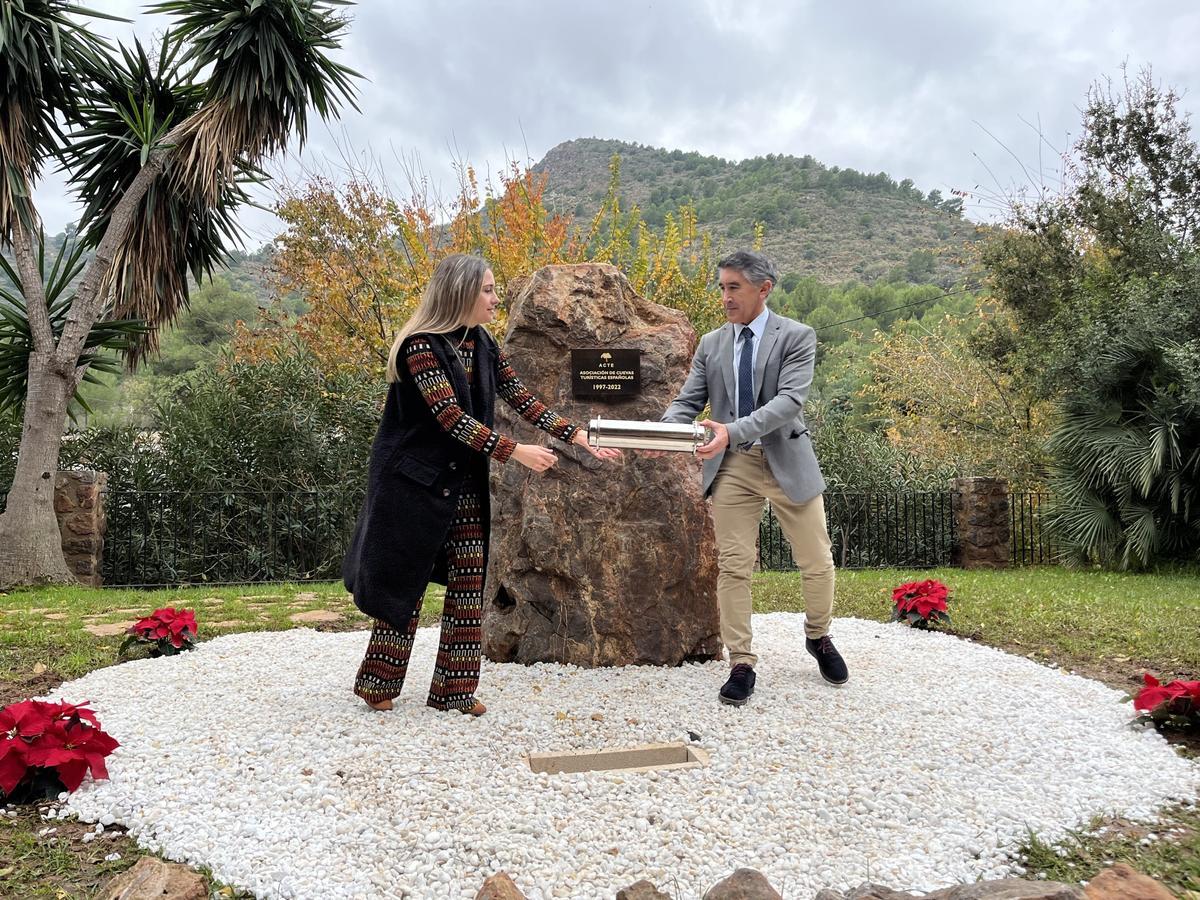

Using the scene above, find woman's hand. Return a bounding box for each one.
[572,429,623,461]
[513,443,559,473]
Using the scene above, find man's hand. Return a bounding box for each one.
[695,419,729,460]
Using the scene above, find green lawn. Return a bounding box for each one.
[0,582,445,700]
[1,567,1197,897]
[760,567,1200,687]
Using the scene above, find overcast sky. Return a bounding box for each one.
[32,0,1200,248]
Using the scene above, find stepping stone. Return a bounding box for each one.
[1085,864,1175,900]
[85,623,133,637]
[288,610,342,624]
[209,621,243,629]
[293,592,319,602]
[44,613,69,620]
[99,856,206,900]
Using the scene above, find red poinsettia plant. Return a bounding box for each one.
[891,579,952,629]
[1133,674,1200,729]
[0,699,119,803]
[120,607,198,657]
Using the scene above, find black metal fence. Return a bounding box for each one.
[96,484,1056,586]
[1010,491,1059,565]
[102,487,363,587]
[759,491,957,570]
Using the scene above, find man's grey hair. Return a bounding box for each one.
[717,250,778,291]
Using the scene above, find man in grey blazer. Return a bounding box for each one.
[655,250,848,705]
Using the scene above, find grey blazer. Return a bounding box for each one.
[662,310,826,504]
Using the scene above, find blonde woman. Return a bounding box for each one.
[342,254,621,715]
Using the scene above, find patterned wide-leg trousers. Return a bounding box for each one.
[353,488,486,711]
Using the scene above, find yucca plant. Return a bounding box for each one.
[0,235,150,419]
[0,0,359,587]
[0,1,120,237]
[1046,333,1200,569]
[62,34,246,363]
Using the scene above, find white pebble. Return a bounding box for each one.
[50,616,1198,900]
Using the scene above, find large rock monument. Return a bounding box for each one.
[483,263,721,667]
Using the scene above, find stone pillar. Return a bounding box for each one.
[54,470,107,587]
[951,476,1010,569]
[483,263,722,668]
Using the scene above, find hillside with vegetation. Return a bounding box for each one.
[535,138,980,285]
[10,139,988,428]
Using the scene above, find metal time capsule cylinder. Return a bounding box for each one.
[586,417,709,453]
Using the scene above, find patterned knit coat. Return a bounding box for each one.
[342,329,498,629]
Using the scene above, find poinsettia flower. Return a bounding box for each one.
[0,699,53,742]
[1161,681,1200,712]
[57,719,119,787]
[49,701,99,728]
[1134,675,1200,714]
[896,592,948,616]
[23,734,81,768]
[127,608,198,652]
[0,699,119,798]
[129,616,159,637]
[0,739,30,796]
[891,579,951,626]
[915,596,947,618]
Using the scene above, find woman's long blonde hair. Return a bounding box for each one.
[386,254,489,382]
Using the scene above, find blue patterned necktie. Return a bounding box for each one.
[737,326,755,419]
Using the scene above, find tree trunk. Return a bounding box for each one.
[0,351,75,587]
[0,122,189,589]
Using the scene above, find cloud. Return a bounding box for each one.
[31,0,1200,243]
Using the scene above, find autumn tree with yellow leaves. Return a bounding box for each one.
[238,161,578,375]
[237,154,725,377]
[582,156,726,335]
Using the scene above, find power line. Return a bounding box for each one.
[810,286,980,334]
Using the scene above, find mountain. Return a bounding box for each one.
[534,138,980,285]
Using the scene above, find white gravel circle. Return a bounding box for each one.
[51,614,1198,899]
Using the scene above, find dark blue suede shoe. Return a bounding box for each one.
[718,663,756,706]
[806,635,849,685]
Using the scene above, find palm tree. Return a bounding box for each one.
[1046,333,1200,568]
[0,0,359,586]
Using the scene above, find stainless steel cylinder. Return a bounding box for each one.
[586,417,709,453]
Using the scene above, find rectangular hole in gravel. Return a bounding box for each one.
[526,741,709,775]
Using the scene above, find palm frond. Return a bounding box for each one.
[1046,328,1200,566]
[1119,505,1160,569]
[0,231,149,416]
[148,0,360,206]
[62,31,254,360]
[0,1,119,240]
[100,173,251,362]
[60,3,359,361]
[64,35,203,248]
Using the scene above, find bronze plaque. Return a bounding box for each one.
[571,349,641,399]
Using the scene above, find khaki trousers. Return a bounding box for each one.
[710,446,835,667]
